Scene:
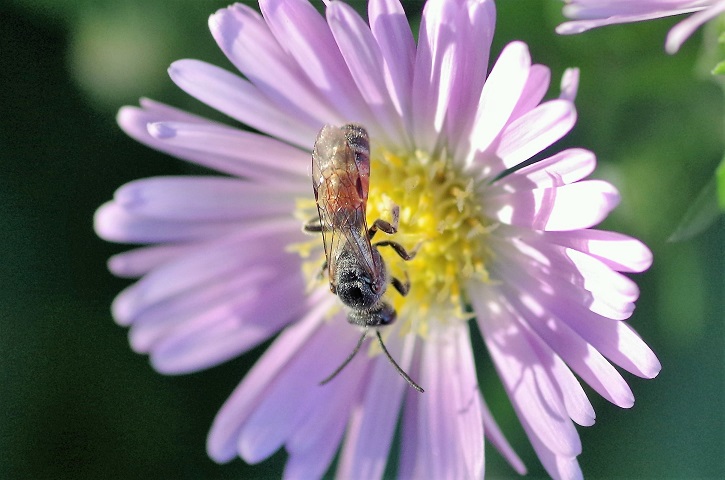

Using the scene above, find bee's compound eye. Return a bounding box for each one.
[377,303,397,325]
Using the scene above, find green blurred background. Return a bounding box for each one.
[0,0,722,478]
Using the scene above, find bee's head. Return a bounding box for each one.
[347,302,397,327]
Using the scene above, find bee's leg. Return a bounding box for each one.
[373,240,417,261]
[302,218,329,282]
[369,219,396,239]
[390,272,410,296]
[303,217,324,233]
[368,204,400,239]
[314,258,328,281]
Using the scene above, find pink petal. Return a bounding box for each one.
[525,423,583,480]
[480,394,527,475]
[237,318,363,463]
[447,326,486,478]
[491,233,638,320]
[109,220,301,324]
[565,249,641,304]
[556,8,705,35]
[368,0,416,133]
[327,2,408,147]
[209,3,339,126]
[491,245,661,379]
[411,0,460,151]
[400,323,484,479]
[666,1,725,53]
[118,101,279,178]
[578,320,662,380]
[543,230,653,273]
[489,148,596,192]
[151,314,288,375]
[113,176,299,221]
[144,272,307,374]
[497,282,635,408]
[336,329,414,479]
[472,287,582,458]
[398,339,423,478]
[532,345,597,426]
[475,288,587,480]
[284,366,361,479]
[146,121,310,184]
[107,243,200,278]
[94,201,244,244]
[286,338,364,458]
[497,298,596,426]
[206,294,333,463]
[496,99,577,169]
[562,3,703,19]
[128,268,284,352]
[259,0,373,125]
[468,41,531,166]
[559,68,580,102]
[508,63,551,122]
[484,180,620,231]
[136,97,208,122]
[445,0,496,154]
[168,59,317,148]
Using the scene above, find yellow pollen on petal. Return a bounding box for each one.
[287,197,325,292]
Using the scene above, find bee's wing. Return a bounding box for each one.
[338,202,379,280]
[336,124,379,279]
[311,192,343,286]
[312,125,378,287]
[340,123,370,199]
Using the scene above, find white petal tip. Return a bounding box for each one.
[555,22,589,35]
[206,439,237,465]
[208,9,223,26]
[116,106,136,124]
[107,254,131,277]
[664,41,681,54]
[148,122,176,139]
[560,68,580,102]
[237,432,271,465]
[166,60,189,81]
[149,356,179,375]
[110,296,134,326]
[643,359,663,379]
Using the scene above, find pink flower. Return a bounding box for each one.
[557,0,725,53]
[95,0,661,478]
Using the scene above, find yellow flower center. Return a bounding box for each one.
[292,146,493,337]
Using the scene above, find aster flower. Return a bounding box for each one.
[95,0,661,478]
[557,0,725,53]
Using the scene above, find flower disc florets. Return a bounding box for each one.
[367,148,492,334]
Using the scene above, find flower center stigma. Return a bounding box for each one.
[293,146,493,337]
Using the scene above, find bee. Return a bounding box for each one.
[304,123,423,393]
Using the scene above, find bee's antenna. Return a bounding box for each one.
[320,328,368,386]
[375,330,424,393]
[320,330,424,393]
